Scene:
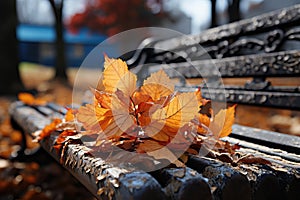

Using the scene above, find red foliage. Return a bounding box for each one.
[68,0,169,36]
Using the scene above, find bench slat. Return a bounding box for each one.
[149,50,300,78]
[177,86,300,110]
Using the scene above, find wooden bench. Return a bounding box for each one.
[10,4,300,200]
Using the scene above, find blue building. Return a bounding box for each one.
[17,24,107,67]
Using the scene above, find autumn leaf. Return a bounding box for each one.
[53,129,77,153]
[141,70,174,101]
[115,71,137,97]
[103,94,135,138]
[65,109,75,121]
[139,92,198,142]
[146,146,185,167]
[131,90,153,106]
[77,103,110,132]
[164,92,199,128]
[103,55,136,96]
[210,105,236,138]
[92,88,112,109]
[137,139,165,153]
[236,155,271,165]
[18,93,47,106]
[36,118,62,141]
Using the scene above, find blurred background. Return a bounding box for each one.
[0,0,300,199]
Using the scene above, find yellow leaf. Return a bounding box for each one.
[197,114,211,134]
[145,92,198,141]
[115,71,137,97]
[96,73,105,91]
[92,88,112,109]
[141,70,174,101]
[105,94,135,137]
[103,56,136,94]
[143,123,170,141]
[163,92,198,129]
[210,105,236,138]
[77,103,110,132]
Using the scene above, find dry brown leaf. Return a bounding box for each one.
[237,155,271,165]
[146,146,185,167]
[210,104,236,138]
[137,139,165,153]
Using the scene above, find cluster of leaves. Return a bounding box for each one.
[76,56,237,163]
[68,0,170,36]
[17,57,274,167]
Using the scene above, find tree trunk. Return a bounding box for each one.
[0,0,24,94]
[210,0,217,28]
[49,0,68,80]
[228,0,241,23]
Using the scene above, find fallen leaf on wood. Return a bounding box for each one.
[236,154,272,165]
[18,93,47,106]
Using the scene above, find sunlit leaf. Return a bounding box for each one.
[92,88,112,109]
[103,55,136,95]
[77,103,110,132]
[115,71,137,97]
[210,105,236,138]
[159,92,198,129]
[103,94,135,138]
[141,70,174,101]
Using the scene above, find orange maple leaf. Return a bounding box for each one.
[65,109,75,121]
[37,118,62,141]
[18,93,47,106]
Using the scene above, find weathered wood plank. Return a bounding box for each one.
[186,155,252,200]
[151,167,212,200]
[231,124,300,155]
